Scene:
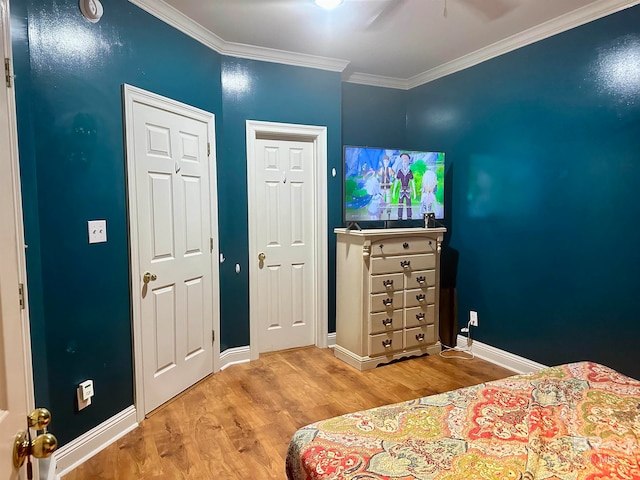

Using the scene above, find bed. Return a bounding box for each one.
[285,361,640,480]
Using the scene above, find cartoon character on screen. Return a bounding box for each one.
[377,155,395,219]
[363,169,383,219]
[395,152,415,219]
[420,168,438,216]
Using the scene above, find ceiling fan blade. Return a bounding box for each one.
[365,0,408,31]
[459,0,514,21]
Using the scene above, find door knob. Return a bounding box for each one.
[143,271,157,284]
[258,252,266,261]
[14,408,58,475]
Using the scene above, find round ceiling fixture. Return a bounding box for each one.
[315,0,343,10]
[79,0,104,23]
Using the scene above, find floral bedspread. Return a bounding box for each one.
[285,362,640,480]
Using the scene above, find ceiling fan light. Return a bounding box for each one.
[315,0,343,10]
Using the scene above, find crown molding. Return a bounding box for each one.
[128,0,226,51]
[221,41,350,73]
[406,0,640,89]
[344,0,640,90]
[342,72,410,90]
[130,0,638,87]
[128,0,350,72]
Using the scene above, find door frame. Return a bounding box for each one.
[246,120,328,360]
[0,0,37,473]
[123,84,220,421]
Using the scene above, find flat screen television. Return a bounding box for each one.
[344,146,445,224]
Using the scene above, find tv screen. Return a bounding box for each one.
[344,146,445,223]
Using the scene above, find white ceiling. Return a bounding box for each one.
[144,0,639,87]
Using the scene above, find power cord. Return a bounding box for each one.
[439,319,475,360]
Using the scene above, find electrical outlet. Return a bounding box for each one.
[470,310,478,327]
[77,380,94,411]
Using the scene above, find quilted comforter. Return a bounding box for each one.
[285,362,640,480]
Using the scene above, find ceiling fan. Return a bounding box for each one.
[257,0,515,29]
[364,0,516,30]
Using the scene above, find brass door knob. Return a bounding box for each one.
[14,408,58,470]
[143,271,157,284]
[27,408,51,429]
[258,252,266,261]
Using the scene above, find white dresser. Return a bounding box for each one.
[334,227,446,370]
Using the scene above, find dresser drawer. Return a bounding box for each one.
[370,272,404,294]
[404,287,436,308]
[405,269,436,290]
[370,254,436,275]
[370,291,404,313]
[369,330,403,357]
[370,237,433,257]
[369,310,403,334]
[405,305,435,328]
[404,325,436,349]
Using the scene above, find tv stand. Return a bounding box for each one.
[345,222,362,231]
[334,227,447,370]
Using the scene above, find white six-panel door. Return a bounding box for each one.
[246,121,329,360]
[125,86,218,415]
[254,138,316,353]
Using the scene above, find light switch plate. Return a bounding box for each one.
[88,220,107,244]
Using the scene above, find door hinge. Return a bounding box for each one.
[18,283,25,309]
[5,58,13,88]
[212,330,215,343]
[210,237,214,252]
[207,142,211,156]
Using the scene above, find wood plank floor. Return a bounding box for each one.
[63,347,514,479]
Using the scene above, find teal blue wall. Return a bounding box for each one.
[218,58,342,348]
[12,0,223,445]
[13,0,640,449]
[12,0,342,446]
[404,6,640,378]
[342,82,406,148]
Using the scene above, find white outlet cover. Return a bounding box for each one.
[88,220,107,244]
[77,387,92,411]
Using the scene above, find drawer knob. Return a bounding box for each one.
[416,333,425,342]
[382,339,393,349]
[416,294,426,302]
[382,318,393,327]
[383,279,394,288]
[416,276,426,285]
[382,298,393,307]
[416,313,425,321]
[400,260,411,269]
[403,242,409,249]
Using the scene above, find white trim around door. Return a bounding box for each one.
[246,120,328,361]
[0,0,37,475]
[123,84,220,422]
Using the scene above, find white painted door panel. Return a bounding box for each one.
[0,2,34,476]
[132,102,213,414]
[255,139,315,352]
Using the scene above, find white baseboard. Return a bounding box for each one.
[220,337,336,370]
[457,335,548,374]
[53,405,137,479]
[49,339,336,477]
[220,345,251,370]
